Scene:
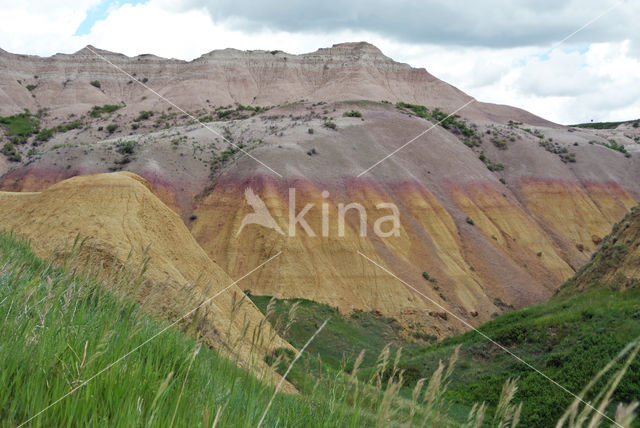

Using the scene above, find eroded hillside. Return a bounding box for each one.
[0,172,293,388]
[1,42,639,339]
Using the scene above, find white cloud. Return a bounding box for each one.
[0,0,639,124]
[0,0,100,55]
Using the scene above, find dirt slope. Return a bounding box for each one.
[558,206,640,294]
[1,42,639,339]
[0,42,549,125]
[0,172,293,389]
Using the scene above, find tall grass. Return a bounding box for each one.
[0,232,638,426]
[0,233,354,426]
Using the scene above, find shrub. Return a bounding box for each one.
[343,110,362,118]
[106,124,118,134]
[422,271,438,284]
[56,121,83,132]
[479,152,505,171]
[411,331,437,343]
[499,178,507,185]
[114,155,131,165]
[35,128,55,142]
[90,80,101,89]
[589,138,630,156]
[323,120,337,130]
[116,141,135,155]
[308,128,314,134]
[89,104,122,118]
[466,216,475,226]
[1,142,21,162]
[134,111,153,122]
[26,84,37,91]
[491,137,508,150]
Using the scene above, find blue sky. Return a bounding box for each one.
[75,0,147,36]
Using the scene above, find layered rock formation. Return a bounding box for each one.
[0,172,293,388]
[0,42,547,124]
[1,42,639,338]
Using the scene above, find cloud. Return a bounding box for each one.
[516,50,605,97]
[185,0,638,49]
[0,0,101,55]
[0,0,639,124]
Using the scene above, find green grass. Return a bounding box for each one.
[250,287,640,426]
[4,233,475,427]
[394,208,640,426]
[250,209,640,426]
[2,208,639,427]
[0,112,41,144]
[249,296,418,372]
[401,285,640,426]
[0,233,387,427]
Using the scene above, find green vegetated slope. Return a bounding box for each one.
[0,233,378,427]
[571,119,640,129]
[249,295,418,371]
[2,208,639,427]
[251,206,640,427]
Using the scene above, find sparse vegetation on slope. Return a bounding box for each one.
[1,142,21,162]
[343,110,362,118]
[590,139,632,157]
[396,102,482,147]
[89,104,122,118]
[572,120,639,130]
[478,151,505,171]
[539,138,577,163]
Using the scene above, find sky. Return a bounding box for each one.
[0,0,638,124]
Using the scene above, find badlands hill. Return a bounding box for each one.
[0,172,293,387]
[1,42,639,339]
[0,42,546,124]
[397,205,640,426]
